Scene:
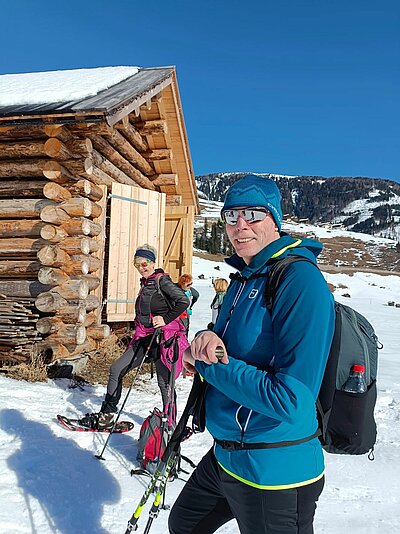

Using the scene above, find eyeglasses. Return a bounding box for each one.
[221,207,270,225]
[185,283,192,288]
[134,260,152,269]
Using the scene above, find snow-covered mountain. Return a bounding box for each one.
[195,173,400,242]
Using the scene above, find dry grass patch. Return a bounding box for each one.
[7,354,48,382]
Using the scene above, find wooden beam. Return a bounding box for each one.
[0,140,47,158]
[43,182,72,203]
[0,198,54,219]
[42,161,75,183]
[92,149,136,187]
[66,179,104,202]
[166,195,182,206]
[0,180,46,198]
[43,124,73,142]
[142,149,172,161]
[115,120,148,152]
[103,129,154,176]
[0,260,41,278]
[137,120,168,136]
[0,280,51,298]
[44,137,93,160]
[0,158,50,178]
[91,135,156,190]
[151,174,178,187]
[0,219,45,238]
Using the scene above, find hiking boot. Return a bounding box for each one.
[98,412,116,430]
[79,412,115,430]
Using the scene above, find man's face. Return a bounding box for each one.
[225,207,280,264]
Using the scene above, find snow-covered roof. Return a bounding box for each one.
[0,65,175,125]
[0,66,139,107]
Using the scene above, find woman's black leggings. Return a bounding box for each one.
[100,336,175,414]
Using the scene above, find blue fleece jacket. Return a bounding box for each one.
[195,235,335,489]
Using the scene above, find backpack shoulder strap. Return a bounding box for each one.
[154,272,173,310]
[265,256,318,310]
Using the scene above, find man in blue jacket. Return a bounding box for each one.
[169,174,335,534]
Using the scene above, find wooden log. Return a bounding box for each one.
[43,182,72,203]
[91,135,155,190]
[0,140,48,159]
[116,121,148,152]
[86,164,113,187]
[62,157,94,177]
[0,125,47,140]
[42,161,75,183]
[0,158,49,178]
[166,195,182,206]
[59,218,102,237]
[0,199,54,219]
[43,124,73,142]
[80,294,101,311]
[59,197,101,218]
[0,260,41,278]
[44,137,92,160]
[87,324,110,340]
[92,149,135,186]
[58,237,91,255]
[38,266,69,286]
[66,179,103,201]
[35,291,68,312]
[67,123,113,137]
[83,312,97,327]
[52,279,89,300]
[36,340,70,362]
[103,129,154,176]
[56,304,86,324]
[70,254,101,273]
[36,316,66,335]
[151,173,178,187]
[0,180,46,198]
[37,245,71,267]
[0,219,44,238]
[72,274,100,291]
[0,238,47,256]
[40,205,70,225]
[61,258,90,276]
[44,324,87,346]
[142,149,172,161]
[40,224,69,243]
[137,120,168,136]
[0,280,50,298]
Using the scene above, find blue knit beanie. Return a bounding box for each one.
[222,174,282,230]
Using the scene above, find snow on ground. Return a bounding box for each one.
[1,255,400,533]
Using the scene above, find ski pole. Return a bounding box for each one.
[95,328,161,461]
[124,456,169,533]
[142,454,178,534]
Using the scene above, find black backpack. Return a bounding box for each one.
[266,256,382,458]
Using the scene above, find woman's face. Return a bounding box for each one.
[134,256,155,279]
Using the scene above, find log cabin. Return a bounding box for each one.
[0,66,199,365]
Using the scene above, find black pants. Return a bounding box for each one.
[101,336,175,414]
[168,449,324,534]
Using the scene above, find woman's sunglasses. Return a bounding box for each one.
[134,260,152,269]
[221,207,270,226]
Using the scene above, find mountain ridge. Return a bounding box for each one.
[195,172,400,241]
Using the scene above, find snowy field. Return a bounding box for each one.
[1,249,400,534]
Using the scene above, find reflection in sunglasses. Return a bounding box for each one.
[134,260,152,269]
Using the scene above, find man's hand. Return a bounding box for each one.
[183,331,229,372]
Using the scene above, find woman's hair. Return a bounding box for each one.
[134,243,157,262]
[178,273,192,288]
[213,278,228,292]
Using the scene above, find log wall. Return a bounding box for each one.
[0,94,189,365]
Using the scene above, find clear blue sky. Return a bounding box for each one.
[1,0,399,182]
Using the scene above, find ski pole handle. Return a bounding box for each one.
[215,346,225,361]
